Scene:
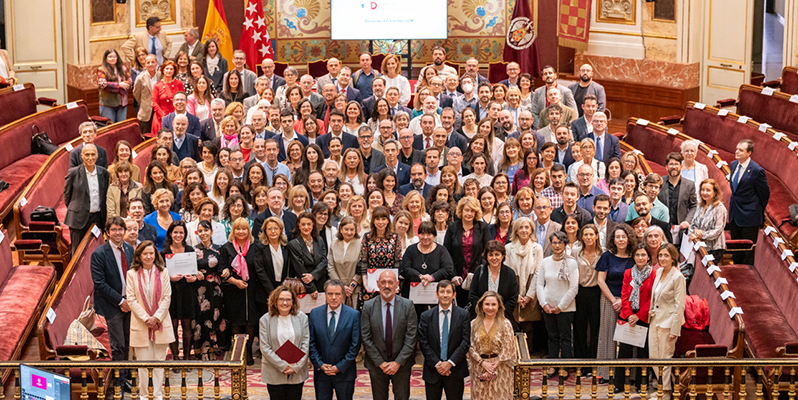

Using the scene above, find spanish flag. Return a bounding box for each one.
[201,0,234,63]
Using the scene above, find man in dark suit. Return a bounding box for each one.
[498,62,521,88]
[628,192,673,243]
[314,83,339,128]
[385,87,412,117]
[399,163,432,197]
[170,114,201,162]
[90,216,134,389]
[252,187,297,240]
[127,198,157,243]
[373,139,411,186]
[361,77,386,117]
[309,280,361,400]
[728,139,770,264]
[259,58,286,91]
[338,67,362,103]
[429,76,453,109]
[274,109,310,162]
[161,92,201,138]
[658,153,697,244]
[69,122,109,169]
[316,110,359,158]
[361,270,417,400]
[554,126,576,169]
[418,281,470,400]
[199,99,227,142]
[65,144,109,252]
[571,94,599,142]
[440,108,467,153]
[589,112,620,163]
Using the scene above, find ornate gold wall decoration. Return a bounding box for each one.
[135,0,177,27]
[597,0,636,24]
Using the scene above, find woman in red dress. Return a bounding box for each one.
[151,60,185,136]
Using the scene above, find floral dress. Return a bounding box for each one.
[193,243,227,356]
[358,232,402,276]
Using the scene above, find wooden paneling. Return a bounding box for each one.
[599,79,699,125]
[67,86,135,119]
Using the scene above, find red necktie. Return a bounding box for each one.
[342,88,346,97]
[118,246,128,275]
[325,106,331,127]
[426,137,431,149]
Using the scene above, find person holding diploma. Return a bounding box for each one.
[614,243,656,393]
[308,280,362,400]
[327,217,362,308]
[220,217,262,365]
[648,244,686,399]
[160,220,203,361]
[126,240,173,399]
[400,221,454,316]
[193,220,226,360]
[358,206,402,292]
[418,280,471,400]
[259,285,310,400]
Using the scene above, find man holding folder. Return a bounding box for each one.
[308,280,361,400]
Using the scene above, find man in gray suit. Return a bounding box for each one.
[534,197,562,257]
[314,58,351,92]
[65,144,110,252]
[361,270,417,400]
[658,152,697,244]
[530,65,577,129]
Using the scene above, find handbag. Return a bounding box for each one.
[78,296,96,332]
[461,272,475,291]
[31,125,59,155]
[30,205,59,225]
[281,277,306,296]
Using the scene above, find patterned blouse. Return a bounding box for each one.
[358,232,402,275]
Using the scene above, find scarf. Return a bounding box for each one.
[221,133,239,148]
[232,239,250,281]
[137,267,163,341]
[206,55,220,75]
[512,241,538,293]
[630,264,652,311]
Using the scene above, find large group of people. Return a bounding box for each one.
[78,17,774,400]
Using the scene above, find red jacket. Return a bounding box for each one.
[620,265,658,324]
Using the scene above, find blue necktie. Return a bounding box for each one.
[596,135,603,162]
[150,37,156,57]
[441,309,449,361]
[328,311,336,341]
[732,165,742,192]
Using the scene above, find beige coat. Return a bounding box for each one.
[133,69,157,121]
[0,50,15,84]
[106,182,143,220]
[121,31,173,65]
[327,237,363,307]
[649,267,687,337]
[126,268,174,348]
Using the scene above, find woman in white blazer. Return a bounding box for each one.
[681,140,709,201]
[327,216,362,308]
[648,243,686,400]
[126,240,174,400]
[259,286,310,400]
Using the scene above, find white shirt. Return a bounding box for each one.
[187,41,198,57]
[583,116,594,134]
[593,218,608,250]
[409,114,442,136]
[328,304,342,326]
[270,244,284,281]
[281,130,299,154]
[276,315,294,347]
[383,75,412,105]
[86,167,100,213]
[110,242,127,293]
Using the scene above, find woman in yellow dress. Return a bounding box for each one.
[467,291,518,400]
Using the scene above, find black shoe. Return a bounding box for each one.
[614,387,623,394]
[580,368,593,378]
[247,357,255,366]
[122,381,132,394]
[599,378,610,384]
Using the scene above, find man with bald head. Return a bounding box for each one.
[499,61,522,88]
[65,143,110,252]
[361,269,417,400]
[506,110,546,152]
[568,64,606,117]
[588,111,620,163]
[171,113,200,162]
[299,74,324,108]
[314,57,349,92]
[259,58,286,91]
[315,82,340,128]
[161,91,201,138]
[575,163,607,217]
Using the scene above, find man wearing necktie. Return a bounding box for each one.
[121,16,172,66]
[91,216,135,391]
[361,270,417,400]
[308,280,361,400]
[418,281,471,400]
[728,139,770,264]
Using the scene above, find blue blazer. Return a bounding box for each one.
[391,105,413,117]
[316,132,359,158]
[90,241,135,318]
[447,130,469,154]
[373,161,411,187]
[437,93,453,109]
[399,182,431,198]
[171,133,201,163]
[418,305,471,382]
[591,132,621,163]
[162,112,202,139]
[571,117,590,142]
[308,304,362,381]
[344,87,362,103]
[276,131,309,162]
[556,144,576,170]
[729,159,770,227]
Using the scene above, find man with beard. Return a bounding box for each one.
[626,192,673,243]
[554,125,576,169]
[399,163,432,197]
[658,152,697,244]
[568,64,606,117]
[537,104,562,144]
[531,65,577,129]
[420,46,458,80]
[495,110,517,142]
[538,88,577,130]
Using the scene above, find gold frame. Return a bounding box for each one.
[652,0,678,22]
[596,0,637,25]
[134,0,177,27]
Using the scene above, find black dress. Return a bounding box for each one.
[399,243,454,298]
[219,241,262,325]
[160,245,204,319]
[287,236,328,293]
[193,243,227,355]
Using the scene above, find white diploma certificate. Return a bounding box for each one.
[165,252,199,276]
[297,293,326,314]
[613,321,648,348]
[366,268,399,292]
[408,282,438,304]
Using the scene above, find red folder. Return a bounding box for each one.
[275,340,305,364]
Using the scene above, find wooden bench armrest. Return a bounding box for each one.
[762,80,781,88]
[716,98,737,108]
[37,97,58,107]
[659,115,682,125]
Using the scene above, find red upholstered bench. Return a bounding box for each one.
[0,83,58,128]
[681,103,798,243]
[734,84,798,142]
[781,66,798,95]
[12,120,142,269]
[0,102,89,221]
[132,137,157,176]
[0,225,56,376]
